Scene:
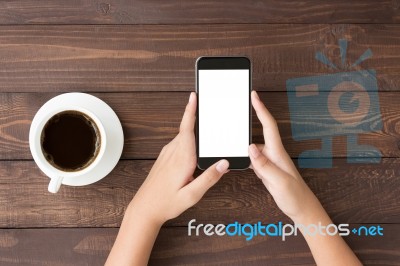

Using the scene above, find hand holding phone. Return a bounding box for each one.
[196,57,251,169]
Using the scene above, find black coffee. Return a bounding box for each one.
[41,111,101,171]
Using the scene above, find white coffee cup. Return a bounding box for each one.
[29,106,107,193]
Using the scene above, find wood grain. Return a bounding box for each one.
[0,1,398,264]
[1,25,400,92]
[0,159,399,228]
[1,1,400,25]
[151,225,400,266]
[0,92,398,160]
[0,226,398,265]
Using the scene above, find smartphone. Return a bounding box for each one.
[196,56,251,170]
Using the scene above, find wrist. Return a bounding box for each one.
[126,201,164,230]
[291,207,331,226]
[289,194,331,226]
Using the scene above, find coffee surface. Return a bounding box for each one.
[41,111,100,171]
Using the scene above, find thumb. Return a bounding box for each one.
[249,144,288,187]
[180,160,229,206]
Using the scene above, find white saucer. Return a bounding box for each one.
[30,93,124,186]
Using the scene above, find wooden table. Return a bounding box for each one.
[0,1,399,265]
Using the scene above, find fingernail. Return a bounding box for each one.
[249,144,260,158]
[253,91,260,100]
[216,159,229,173]
[188,92,194,103]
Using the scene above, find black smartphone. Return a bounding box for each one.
[196,56,251,170]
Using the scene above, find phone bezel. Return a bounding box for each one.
[195,56,252,170]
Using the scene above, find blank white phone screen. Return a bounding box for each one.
[199,69,249,157]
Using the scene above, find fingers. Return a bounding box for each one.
[248,144,288,187]
[251,91,283,150]
[251,91,301,178]
[180,160,229,206]
[179,92,197,133]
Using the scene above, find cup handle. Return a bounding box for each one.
[48,176,63,193]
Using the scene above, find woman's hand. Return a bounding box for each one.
[249,90,321,223]
[249,90,361,266]
[106,92,229,266]
[130,92,229,226]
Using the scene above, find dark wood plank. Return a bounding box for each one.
[0,228,114,265]
[151,225,400,265]
[0,159,399,227]
[0,226,398,265]
[1,25,400,92]
[1,1,400,25]
[0,92,399,160]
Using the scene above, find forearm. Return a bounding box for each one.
[293,199,361,266]
[106,203,162,266]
